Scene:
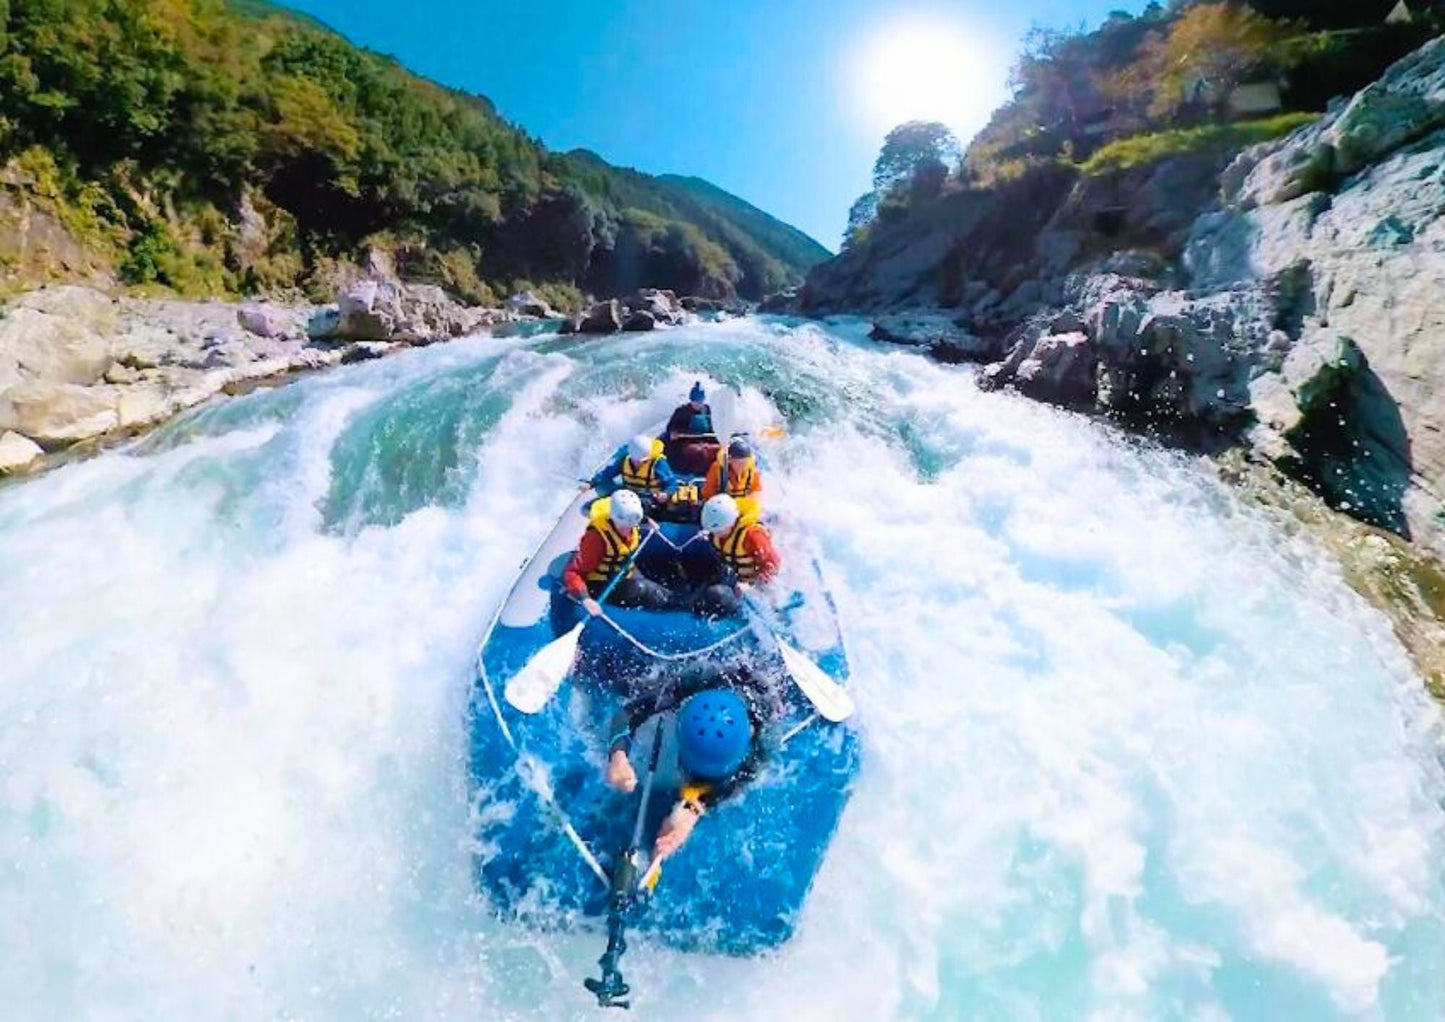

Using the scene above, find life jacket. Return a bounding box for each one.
[715,450,758,499]
[670,482,701,507]
[709,498,764,582]
[584,498,641,584]
[688,410,712,433]
[620,438,666,493]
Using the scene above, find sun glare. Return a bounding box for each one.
[855,18,1011,143]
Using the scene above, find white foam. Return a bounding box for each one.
[0,320,1440,1020]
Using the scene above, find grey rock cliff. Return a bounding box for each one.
[804,35,1445,557]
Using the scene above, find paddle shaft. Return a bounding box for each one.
[586,717,667,1009]
[594,523,656,606]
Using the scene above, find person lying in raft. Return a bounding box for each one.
[694,494,781,618]
[701,437,763,502]
[603,664,783,862]
[581,434,679,514]
[560,490,672,616]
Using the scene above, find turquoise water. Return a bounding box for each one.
[0,317,1440,1020]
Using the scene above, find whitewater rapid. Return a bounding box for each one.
[0,317,1441,1020]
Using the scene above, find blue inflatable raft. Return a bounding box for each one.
[468,460,861,956]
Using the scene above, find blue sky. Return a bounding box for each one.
[283,0,1144,250]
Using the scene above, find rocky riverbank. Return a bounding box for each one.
[798,37,1445,696]
[0,282,723,478]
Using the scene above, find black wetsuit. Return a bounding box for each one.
[662,402,714,443]
[606,662,782,808]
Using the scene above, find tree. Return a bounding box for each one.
[843,191,877,250]
[1117,2,1299,119]
[872,121,962,194]
[843,121,962,248]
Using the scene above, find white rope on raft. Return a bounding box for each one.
[477,657,611,888]
[594,519,754,659]
[594,611,755,661]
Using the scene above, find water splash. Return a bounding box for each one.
[0,318,1439,1020]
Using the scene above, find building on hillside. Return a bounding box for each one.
[1228,81,1285,116]
[1385,0,1445,23]
[1388,0,1419,23]
[1179,72,1285,120]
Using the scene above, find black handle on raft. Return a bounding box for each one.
[584,719,666,1009]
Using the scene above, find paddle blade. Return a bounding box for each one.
[776,640,856,723]
[756,423,787,440]
[504,623,585,713]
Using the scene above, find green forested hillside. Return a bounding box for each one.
[0,0,826,304]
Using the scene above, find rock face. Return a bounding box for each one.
[801,36,1445,556]
[0,279,511,473]
[1169,38,1445,545]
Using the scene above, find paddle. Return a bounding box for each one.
[743,596,856,723]
[709,397,850,723]
[585,718,667,1009]
[505,524,656,714]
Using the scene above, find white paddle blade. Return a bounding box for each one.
[776,640,855,723]
[505,623,585,713]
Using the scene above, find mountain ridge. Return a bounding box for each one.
[0,0,825,305]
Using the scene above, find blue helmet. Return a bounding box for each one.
[676,689,752,780]
[689,381,706,403]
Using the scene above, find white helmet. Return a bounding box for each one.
[627,434,654,463]
[701,494,739,534]
[609,489,645,529]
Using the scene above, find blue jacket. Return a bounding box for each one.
[589,444,680,494]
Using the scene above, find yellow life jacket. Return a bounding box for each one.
[715,450,758,498]
[670,482,701,507]
[584,498,641,584]
[709,498,764,582]
[620,438,666,493]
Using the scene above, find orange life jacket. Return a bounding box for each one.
[584,498,641,584]
[715,450,758,498]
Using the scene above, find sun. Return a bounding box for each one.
[854,18,1011,143]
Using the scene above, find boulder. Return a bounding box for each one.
[340,342,396,364]
[11,285,117,335]
[0,381,119,446]
[1013,332,1097,406]
[622,309,657,332]
[339,279,379,318]
[505,291,559,319]
[307,307,342,339]
[578,299,622,335]
[627,289,682,325]
[871,310,997,363]
[559,316,582,335]
[0,306,112,389]
[0,431,42,474]
[237,304,291,339]
[759,288,799,314]
[115,383,174,430]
